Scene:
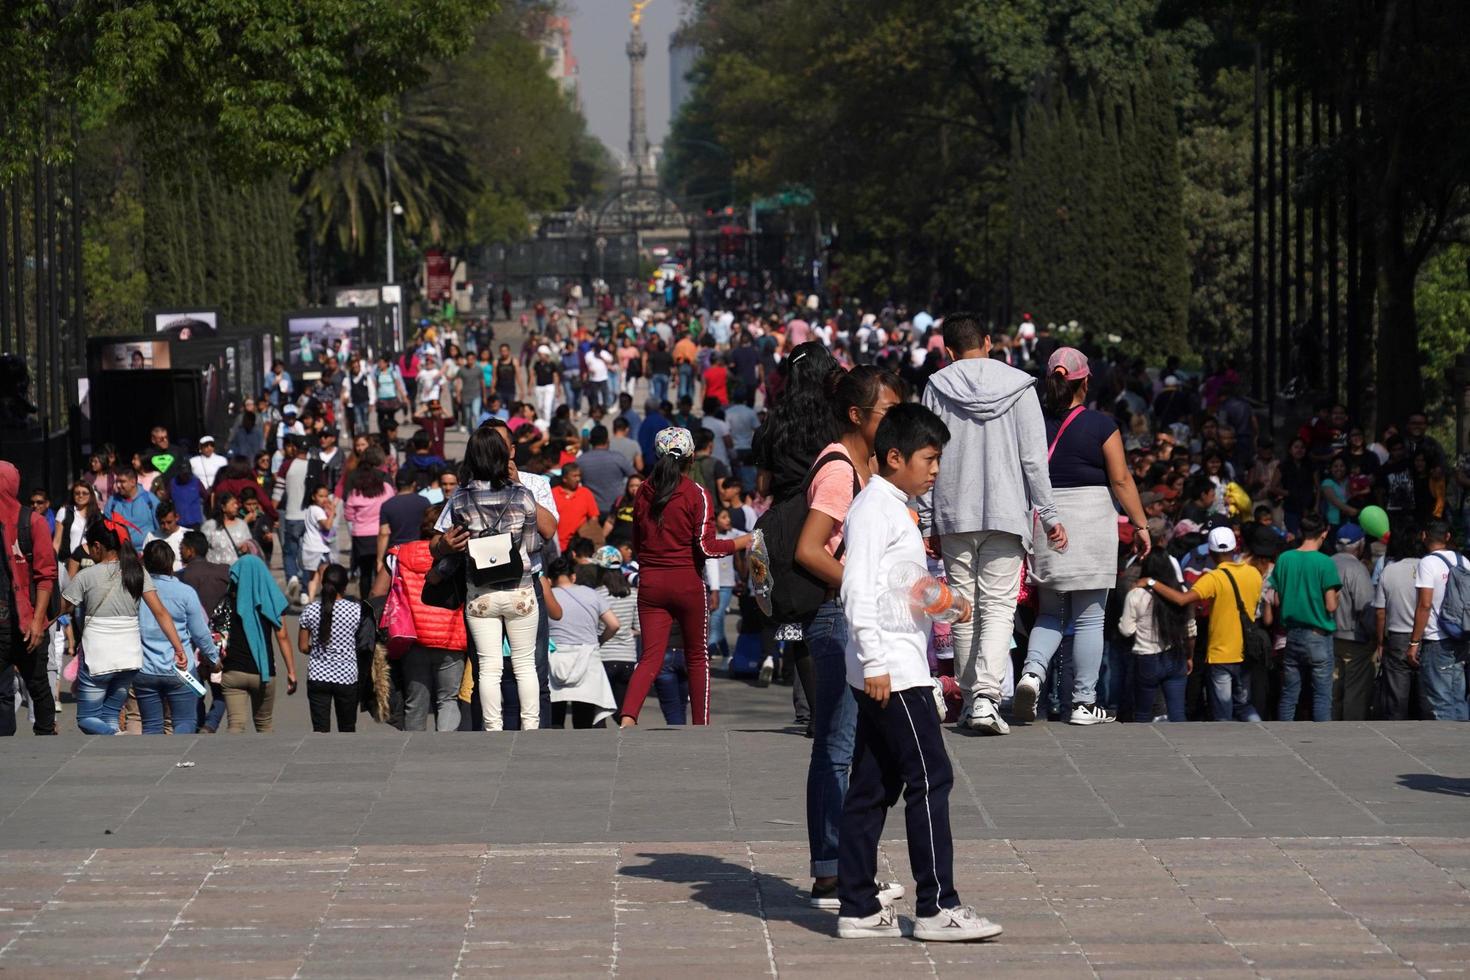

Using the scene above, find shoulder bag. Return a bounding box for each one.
[1221,566,1271,666]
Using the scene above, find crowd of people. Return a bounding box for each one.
[4,286,1469,938]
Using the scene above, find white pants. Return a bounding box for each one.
[466,586,540,731]
[941,530,1023,705]
[534,384,556,422]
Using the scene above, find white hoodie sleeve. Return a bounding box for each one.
[1016,389,1059,530]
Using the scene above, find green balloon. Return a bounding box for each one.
[1359,505,1389,539]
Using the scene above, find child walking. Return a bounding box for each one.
[837,403,1002,943]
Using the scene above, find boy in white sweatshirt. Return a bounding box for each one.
[837,402,1003,943]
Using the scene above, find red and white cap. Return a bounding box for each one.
[1047,346,1090,380]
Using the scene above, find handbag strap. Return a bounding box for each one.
[1047,405,1086,462]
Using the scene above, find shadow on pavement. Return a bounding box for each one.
[620,851,833,937]
[1398,773,1470,797]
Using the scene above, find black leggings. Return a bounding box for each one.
[307,680,358,732]
[351,538,377,599]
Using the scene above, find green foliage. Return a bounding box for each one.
[677,0,1219,312]
[2,0,499,183]
[1416,245,1470,425]
[142,157,301,327]
[1010,60,1189,354]
[300,8,616,259]
[1178,67,1253,359]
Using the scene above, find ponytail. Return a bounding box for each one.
[825,365,902,433]
[85,521,145,601]
[1043,371,1084,417]
[317,564,348,645]
[647,452,686,521]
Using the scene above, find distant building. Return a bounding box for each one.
[527,10,579,103]
[669,25,699,118]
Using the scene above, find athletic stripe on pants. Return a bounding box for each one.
[837,685,959,918]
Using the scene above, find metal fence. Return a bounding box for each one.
[0,141,85,495]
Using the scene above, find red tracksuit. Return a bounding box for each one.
[622,475,735,724]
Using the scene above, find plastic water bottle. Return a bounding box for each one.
[884,561,966,625]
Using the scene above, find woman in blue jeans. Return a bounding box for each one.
[134,541,218,734]
[1118,551,1195,722]
[1014,348,1149,726]
[61,518,189,735]
[791,365,903,908]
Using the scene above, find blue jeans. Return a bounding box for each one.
[282,519,306,586]
[707,587,733,657]
[655,649,689,724]
[76,662,138,735]
[677,363,694,401]
[133,672,201,734]
[1279,628,1334,722]
[1419,639,1469,721]
[460,396,481,432]
[1023,587,1108,706]
[351,403,370,436]
[804,600,856,879]
[561,379,580,413]
[650,373,670,405]
[1208,662,1261,722]
[1132,651,1187,722]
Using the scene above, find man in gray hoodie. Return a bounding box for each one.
[919,313,1066,735]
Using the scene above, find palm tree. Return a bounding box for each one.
[299,83,478,254]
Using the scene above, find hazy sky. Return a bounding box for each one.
[567,0,685,164]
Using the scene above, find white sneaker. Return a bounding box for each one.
[966,698,1010,735]
[810,880,906,910]
[756,656,774,688]
[1069,702,1115,725]
[837,904,901,939]
[912,905,1003,942]
[285,577,302,604]
[1012,673,1041,723]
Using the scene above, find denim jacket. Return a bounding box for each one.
[138,575,218,675]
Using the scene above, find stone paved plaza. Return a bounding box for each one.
[2,680,1469,977]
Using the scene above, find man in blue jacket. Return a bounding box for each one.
[103,468,159,549]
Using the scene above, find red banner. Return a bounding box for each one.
[425,250,452,300]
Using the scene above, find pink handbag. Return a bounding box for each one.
[380,568,418,659]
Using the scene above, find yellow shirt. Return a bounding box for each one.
[1190,560,1263,665]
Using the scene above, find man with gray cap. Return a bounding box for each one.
[1330,523,1376,719]
[918,312,1066,735]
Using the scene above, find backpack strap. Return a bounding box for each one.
[801,450,860,561]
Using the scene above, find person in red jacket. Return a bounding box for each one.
[371,503,470,732]
[0,461,59,736]
[620,427,751,727]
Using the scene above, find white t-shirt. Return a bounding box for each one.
[303,503,333,556]
[1413,549,1464,642]
[417,366,444,403]
[190,452,227,490]
[1375,558,1420,636]
[584,349,611,383]
[704,529,740,589]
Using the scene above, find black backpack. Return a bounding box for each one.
[754,451,859,625]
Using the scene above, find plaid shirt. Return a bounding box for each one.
[434,481,540,590]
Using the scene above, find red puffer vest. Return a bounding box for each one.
[392,541,468,650]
